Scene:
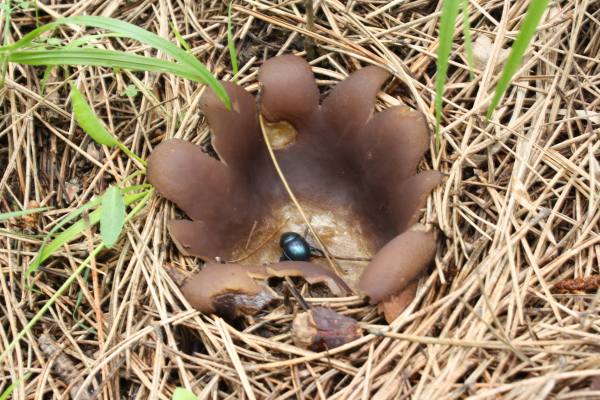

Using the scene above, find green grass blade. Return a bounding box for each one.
[100,185,125,248]
[58,16,230,109]
[434,0,461,142]
[0,382,16,400]
[70,83,117,146]
[0,20,55,51]
[227,2,239,80]
[0,373,30,400]
[28,191,147,275]
[486,0,549,117]
[0,207,49,221]
[7,48,206,82]
[169,21,192,52]
[1,16,230,108]
[461,0,474,80]
[172,388,198,400]
[0,189,154,366]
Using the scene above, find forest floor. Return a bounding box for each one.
[1,0,600,399]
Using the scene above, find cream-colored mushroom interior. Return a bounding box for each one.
[229,201,378,289]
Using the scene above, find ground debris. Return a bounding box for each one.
[291,307,362,351]
[38,333,94,400]
[553,275,600,293]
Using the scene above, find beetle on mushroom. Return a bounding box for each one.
[148,55,441,325]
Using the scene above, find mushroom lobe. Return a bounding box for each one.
[181,262,351,318]
[358,230,436,304]
[181,263,268,316]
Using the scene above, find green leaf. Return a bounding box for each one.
[100,186,126,248]
[172,388,198,400]
[461,0,474,80]
[69,83,117,147]
[0,383,16,400]
[434,0,461,141]
[122,84,138,98]
[28,191,147,275]
[0,207,49,222]
[1,189,153,368]
[486,0,549,117]
[227,2,239,80]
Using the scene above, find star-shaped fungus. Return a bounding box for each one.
[148,55,441,323]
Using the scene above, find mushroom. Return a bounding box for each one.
[181,262,350,318]
[149,55,441,322]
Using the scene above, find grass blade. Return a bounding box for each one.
[461,0,474,80]
[100,185,126,248]
[434,0,461,142]
[172,388,198,400]
[28,191,147,275]
[1,16,230,108]
[8,48,206,82]
[169,21,192,52]
[486,0,549,117]
[227,2,239,80]
[0,373,30,400]
[1,189,153,366]
[70,83,117,146]
[0,207,49,221]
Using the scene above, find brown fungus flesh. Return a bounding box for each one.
[149,55,441,322]
[181,262,350,318]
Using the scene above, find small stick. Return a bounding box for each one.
[285,276,310,311]
[304,0,317,59]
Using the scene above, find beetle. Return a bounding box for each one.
[279,232,323,261]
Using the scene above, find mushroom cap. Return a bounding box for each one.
[149,55,441,316]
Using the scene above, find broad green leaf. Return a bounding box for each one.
[227,2,239,80]
[100,185,126,248]
[486,0,549,117]
[434,0,461,140]
[461,0,474,80]
[172,388,198,400]
[8,48,205,82]
[70,83,117,146]
[0,207,49,222]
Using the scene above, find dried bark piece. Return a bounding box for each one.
[291,307,362,351]
[553,275,600,293]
